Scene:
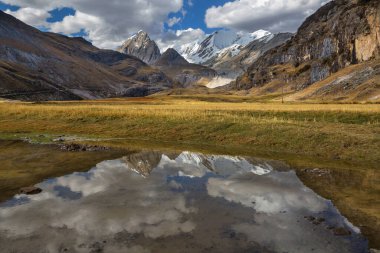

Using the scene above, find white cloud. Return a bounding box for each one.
[2,0,184,49]
[205,0,330,33]
[5,7,51,27]
[156,28,206,51]
[49,11,101,34]
[167,17,182,27]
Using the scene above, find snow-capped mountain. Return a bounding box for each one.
[210,33,293,79]
[176,30,272,64]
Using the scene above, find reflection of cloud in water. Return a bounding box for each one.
[0,151,368,253]
[207,170,365,253]
[207,171,326,213]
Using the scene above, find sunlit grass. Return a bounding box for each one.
[0,96,379,165]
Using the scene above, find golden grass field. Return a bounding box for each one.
[0,95,379,168]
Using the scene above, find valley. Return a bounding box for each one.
[0,0,379,252]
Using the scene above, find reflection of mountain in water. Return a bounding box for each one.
[122,151,162,177]
[0,150,369,253]
[121,151,276,178]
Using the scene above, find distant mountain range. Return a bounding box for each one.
[176,30,272,64]
[174,30,294,84]
[0,0,379,101]
[119,29,291,87]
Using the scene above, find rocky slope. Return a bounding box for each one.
[154,48,216,87]
[118,31,161,64]
[234,0,380,101]
[0,11,172,101]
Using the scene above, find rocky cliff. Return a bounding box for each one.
[0,11,172,100]
[118,31,161,64]
[234,0,380,99]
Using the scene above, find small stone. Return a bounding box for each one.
[317,217,325,222]
[333,227,351,236]
[305,215,316,221]
[19,186,42,195]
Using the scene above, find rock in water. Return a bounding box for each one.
[19,186,42,195]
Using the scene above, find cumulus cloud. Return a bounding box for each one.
[2,0,183,49]
[5,7,51,27]
[205,0,330,33]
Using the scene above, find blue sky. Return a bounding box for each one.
[0,0,327,49]
[166,0,231,33]
[0,1,18,11]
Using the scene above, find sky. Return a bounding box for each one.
[0,0,328,50]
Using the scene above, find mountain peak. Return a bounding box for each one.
[155,48,188,66]
[135,30,149,38]
[118,31,161,64]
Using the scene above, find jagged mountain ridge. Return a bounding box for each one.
[118,31,161,64]
[0,11,172,101]
[177,30,272,65]
[234,0,380,101]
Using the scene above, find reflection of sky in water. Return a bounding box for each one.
[0,151,368,253]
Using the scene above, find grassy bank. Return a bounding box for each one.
[0,96,379,167]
